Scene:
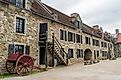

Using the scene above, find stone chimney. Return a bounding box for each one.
[93,25,99,30]
[115,29,119,34]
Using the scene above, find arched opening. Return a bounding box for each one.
[84,49,92,60]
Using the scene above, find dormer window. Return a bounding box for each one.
[70,13,82,29]
[75,21,80,29]
[10,0,25,8]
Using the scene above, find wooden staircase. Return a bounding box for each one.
[39,32,68,66]
[48,36,68,66]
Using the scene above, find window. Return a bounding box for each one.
[77,49,83,58]
[64,31,67,41]
[93,39,100,46]
[15,45,24,54]
[80,35,83,44]
[89,38,91,45]
[96,40,100,46]
[94,50,96,59]
[8,44,30,55]
[85,37,88,44]
[60,30,67,41]
[85,37,90,45]
[75,21,80,29]
[73,33,75,43]
[68,49,73,59]
[97,50,99,57]
[76,34,80,43]
[10,0,25,8]
[102,51,107,57]
[16,17,25,34]
[68,32,73,42]
[93,39,95,45]
[104,43,107,48]
[101,42,107,48]
[101,42,103,47]
[60,29,64,40]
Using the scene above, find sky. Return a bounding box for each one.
[42,0,121,34]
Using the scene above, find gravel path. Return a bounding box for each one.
[2,58,121,80]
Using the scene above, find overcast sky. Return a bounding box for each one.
[42,0,121,34]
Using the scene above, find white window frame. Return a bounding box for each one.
[14,15,27,35]
[8,42,26,54]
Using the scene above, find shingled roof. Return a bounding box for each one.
[43,3,76,28]
[31,1,54,19]
[0,0,111,41]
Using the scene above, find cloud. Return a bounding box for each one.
[42,0,121,34]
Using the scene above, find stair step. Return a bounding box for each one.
[40,33,46,36]
[39,37,46,40]
[39,41,45,43]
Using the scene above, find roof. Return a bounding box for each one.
[43,3,76,28]
[0,0,112,41]
[31,1,54,19]
[116,33,121,43]
[82,23,102,38]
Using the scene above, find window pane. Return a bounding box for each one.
[15,45,24,54]
[60,29,63,40]
[16,0,25,8]
[16,17,25,34]
[68,49,73,59]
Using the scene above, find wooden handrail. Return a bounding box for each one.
[54,36,68,55]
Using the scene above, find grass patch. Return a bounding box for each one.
[0,69,46,79]
[0,73,18,79]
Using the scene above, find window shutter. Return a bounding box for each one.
[10,0,16,4]
[73,33,75,43]
[25,46,30,55]
[65,31,67,41]
[8,44,14,55]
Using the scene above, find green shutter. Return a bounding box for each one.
[8,44,14,55]
[25,46,30,55]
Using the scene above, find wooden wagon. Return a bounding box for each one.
[6,51,35,76]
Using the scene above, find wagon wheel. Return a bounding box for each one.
[6,60,16,74]
[15,55,34,76]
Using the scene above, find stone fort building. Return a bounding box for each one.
[0,0,114,74]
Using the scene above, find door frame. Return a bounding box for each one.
[38,22,48,65]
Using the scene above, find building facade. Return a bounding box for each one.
[114,29,121,58]
[0,0,114,74]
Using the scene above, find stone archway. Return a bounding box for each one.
[84,49,92,60]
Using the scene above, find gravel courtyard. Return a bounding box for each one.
[3,58,121,80]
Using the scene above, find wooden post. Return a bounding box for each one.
[52,33,55,67]
[45,31,48,68]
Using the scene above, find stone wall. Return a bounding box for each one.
[0,2,41,74]
[0,0,114,74]
[48,19,114,64]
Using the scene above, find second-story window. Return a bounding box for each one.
[16,17,25,34]
[85,37,91,45]
[10,0,25,8]
[76,34,80,43]
[68,32,73,42]
[80,35,83,44]
[60,29,67,41]
[101,42,107,48]
[93,39,100,46]
[60,29,64,40]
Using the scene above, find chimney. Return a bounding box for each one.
[93,25,99,30]
[115,29,119,34]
